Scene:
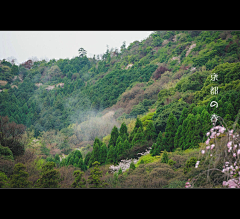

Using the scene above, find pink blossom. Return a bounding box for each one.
[217,133,220,136]
[201,150,205,154]
[229,130,234,134]
[206,132,210,136]
[210,132,216,139]
[206,146,210,150]
[210,154,212,156]
[205,138,210,145]
[237,149,240,155]
[233,153,236,157]
[210,144,215,149]
[227,141,232,148]
[223,181,227,186]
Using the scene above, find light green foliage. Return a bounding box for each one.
[161,150,169,163]
[34,162,60,188]
[9,163,32,188]
[130,161,136,170]
[87,161,108,188]
[0,144,14,160]
[168,159,176,166]
[183,157,197,174]
[71,170,86,188]
[0,171,10,188]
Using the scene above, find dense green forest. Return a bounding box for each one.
[1,30,240,188]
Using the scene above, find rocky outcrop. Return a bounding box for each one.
[186,43,196,57]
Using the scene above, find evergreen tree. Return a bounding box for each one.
[174,125,182,150]
[132,126,146,146]
[180,118,188,150]
[74,150,83,159]
[161,150,169,163]
[226,102,235,121]
[78,158,87,171]
[163,112,178,151]
[69,156,74,166]
[123,139,131,151]
[87,161,108,188]
[84,151,91,167]
[71,170,86,188]
[9,163,32,188]
[34,162,60,188]
[129,117,143,143]
[106,145,117,164]
[119,122,129,141]
[0,171,9,188]
[73,156,80,167]
[179,107,189,125]
[184,114,196,150]
[130,161,136,170]
[200,109,211,142]
[116,136,124,159]
[108,126,119,147]
[144,120,157,141]
[216,99,223,118]
[192,114,202,147]
[99,143,108,165]
[150,131,163,156]
[89,137,102,167]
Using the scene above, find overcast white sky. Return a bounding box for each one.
[0,31,154,65]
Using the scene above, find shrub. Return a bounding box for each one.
[168,159,176,166]
[184,157,197,174]
[161,150,169,163]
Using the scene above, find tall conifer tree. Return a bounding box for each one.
[163,112,178,151]
[108,126,119,147]
[144,120,157,141]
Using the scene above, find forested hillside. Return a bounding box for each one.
[1,30,240,188]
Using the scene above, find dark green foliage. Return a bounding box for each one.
[153,101,188,134]
[87,161,108,188]
[99,143,108,165]
[9,163,32,188]
[119,122,129,141]
[130,161,136,170]
[34,162,60,188]
[0,144,14,160]
[150,131,163,156]
[132,127,146,147]
[123,139,131,151]
[78,158,87,171]
[168,159,176,166]
[183,157,197,174]
[116,136,124,159]
[0,171,9,188]
[88,137,103,167]
[0,138,25,158]
[163,112,178,152]
[174,125,182,150]
[144,121,157,141]
[161,150,169,163]
[71,170,86,188]
[129,102,148,118]
[84,151,91,167]
[108,126,119,147]
[178,107,189,125]
[129,118,143,143]
[106,145,117,164]
[184,114,196,150]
